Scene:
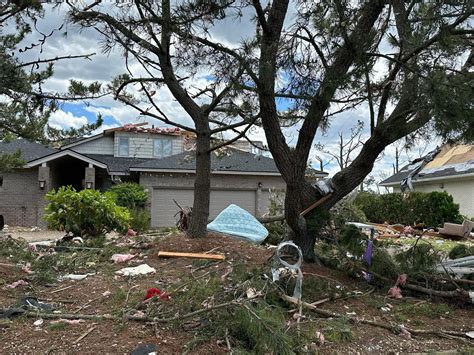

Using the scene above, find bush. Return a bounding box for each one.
[448,244,474,259]
[354,191,462,227]
[108,183,150,233]
[108,183,148,209]
[129,209,151,233]
[44,186,130,237]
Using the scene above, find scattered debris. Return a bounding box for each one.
[130,343,157,355]
[271,241,303,299]
[144,288,169,301]
[5,280,29,288]
[60,273,95,281]
[115,264,156,276]
[111,253,136,263]
[437,256,474,276]
[174,199,192,232]
[33,319,44,327]
[51,319,84,325]
[127,228,137,237]
[207,204,268,244]
[439,219,474,240]
[158,251,225,261]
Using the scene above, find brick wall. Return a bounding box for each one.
[0,168,48,228]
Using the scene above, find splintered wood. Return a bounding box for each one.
[158,251,225,261]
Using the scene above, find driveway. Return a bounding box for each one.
[2,228,64,242]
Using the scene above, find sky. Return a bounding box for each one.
[10,3,439,187]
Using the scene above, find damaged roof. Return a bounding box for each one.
[380,145,474,186]
[131,149,283,174]
[0,139,57,162]
[131,149,327,176]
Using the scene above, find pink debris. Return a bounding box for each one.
[111,254,136,264]
[6,280,29,288]
[403,226,415,235]
[51,319,83,325]
[127,228,137,237]
[21,263,32,274]
[395,274,407,287]
[388,286,403,299]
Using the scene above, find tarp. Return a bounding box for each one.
[207,204,268,244]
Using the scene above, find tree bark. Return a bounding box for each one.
[284,178,320,261]
[187,124,211,238]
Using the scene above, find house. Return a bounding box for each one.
[380,145,474,218]
[0,123,328,228]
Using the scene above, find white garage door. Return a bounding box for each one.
[151,188,256,227]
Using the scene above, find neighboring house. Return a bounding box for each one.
[380,145,474,218]
[0,123,328,228]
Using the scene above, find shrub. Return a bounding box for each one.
[448,244,474,259]
[108,183,150,233]
[354,191,462,227]
[108,183,148,209]
[44,186,130,237]
[129,209,151,233]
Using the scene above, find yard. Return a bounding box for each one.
[0,231,473,354]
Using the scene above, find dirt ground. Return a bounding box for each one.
[0,233,473,354]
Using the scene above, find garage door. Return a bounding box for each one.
[151,188,256,227]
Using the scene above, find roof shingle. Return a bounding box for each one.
[0,139,56,162]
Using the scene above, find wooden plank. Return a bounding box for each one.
[158,251,225,261]
[300,193,333,217]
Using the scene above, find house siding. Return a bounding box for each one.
[392,178,474,218]
[114,132,183,158]
[139,172,286,227]
[71,136,114,155]
[0,168,48,227]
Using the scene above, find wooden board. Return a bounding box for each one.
[158,251,225,261]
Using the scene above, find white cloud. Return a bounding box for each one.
[49,110,88,130]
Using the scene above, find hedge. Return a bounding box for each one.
[353,191,463,227]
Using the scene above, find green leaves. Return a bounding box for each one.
[354,191,463,227]
[44,186,131,237]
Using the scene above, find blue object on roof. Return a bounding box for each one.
[207,204,269,244]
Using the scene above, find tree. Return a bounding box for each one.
[132,1,473,259]
[315,120,365,171]
[249,0,473,260]
[69,0,259,238]
[0,2,105,146]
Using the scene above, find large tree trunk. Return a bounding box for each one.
[284,178,320,261]
[188,127,211,238]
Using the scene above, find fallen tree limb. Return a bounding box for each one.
[258,215,285,223]
[17,301,240,323]
[362,268,471,300]
[281,294,474,344]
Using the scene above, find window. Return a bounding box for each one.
[118,137,129,156]
[0,176,3,187]
[154,138,173,158]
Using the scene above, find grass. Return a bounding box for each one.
[394,301,453,320]
[48,322,67,331]
[322,318,353,343]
